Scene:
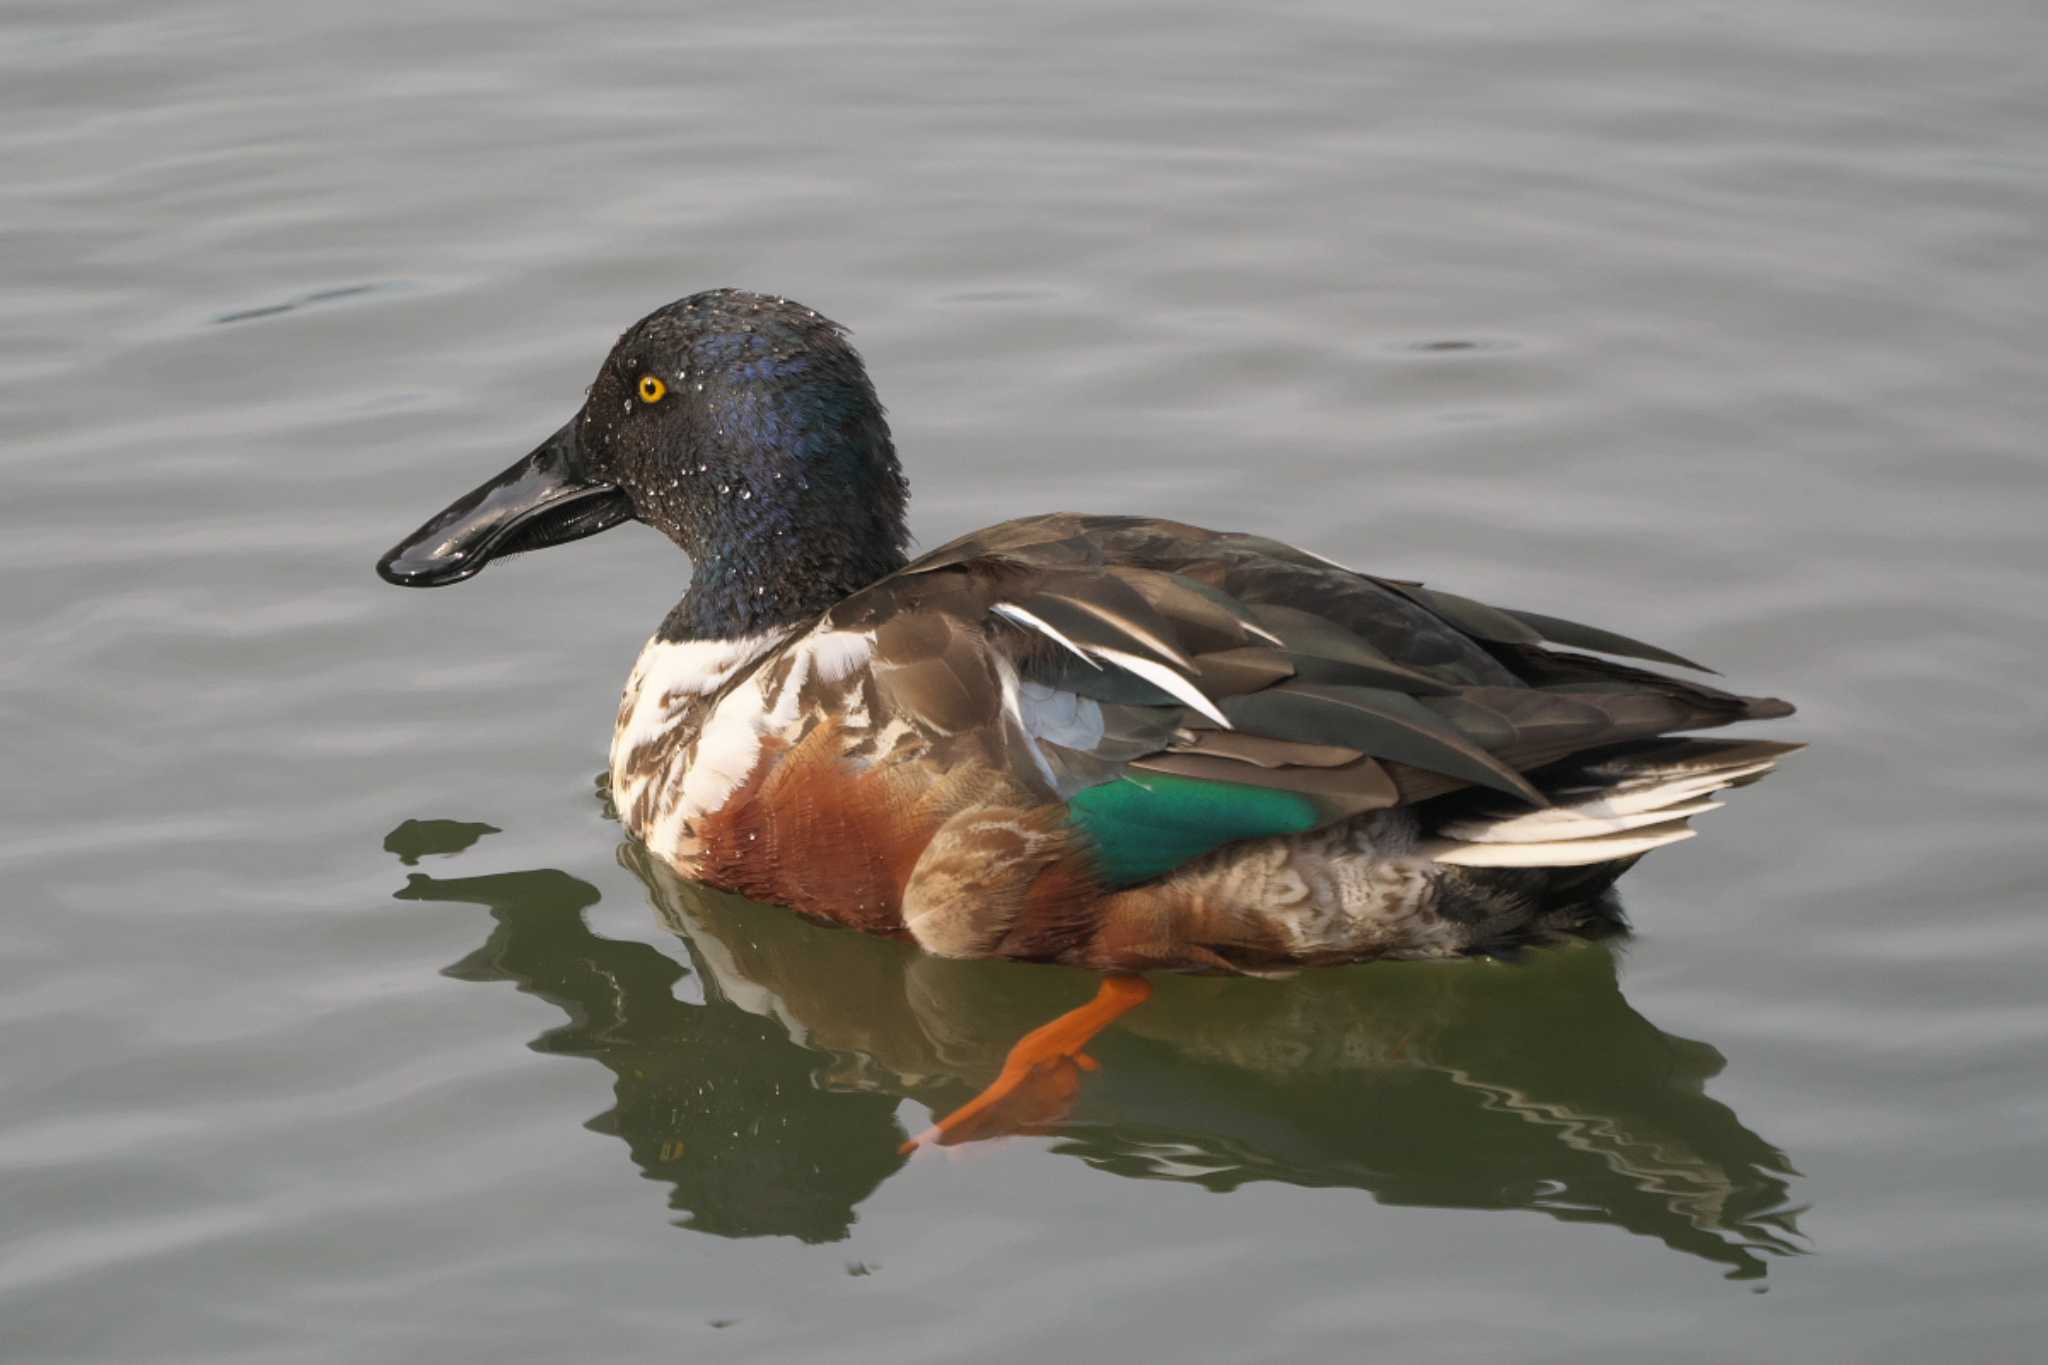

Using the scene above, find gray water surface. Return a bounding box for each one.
[6,2,2047,1361]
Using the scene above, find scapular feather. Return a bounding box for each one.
[1111,567,1285,650]
[1386,585,1546,647]
[1186,646,1296,695]
[1499,607,1714,674]
[1167,729,1364,769]
[1245,604,1457,695]
[1210,684,1547,804]
[1033,576,1197,671]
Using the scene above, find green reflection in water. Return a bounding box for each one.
[390,823,1805,1278]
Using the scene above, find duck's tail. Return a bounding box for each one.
[1421,737,1803,869]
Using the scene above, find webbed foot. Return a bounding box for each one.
[901,975,1152,1153]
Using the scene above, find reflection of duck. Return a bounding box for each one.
[389,821,1804,1278]
[392,859,900,1245]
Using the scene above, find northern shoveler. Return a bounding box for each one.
[379,289,1796,1147]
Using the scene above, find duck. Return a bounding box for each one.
[378,288,1797,1146]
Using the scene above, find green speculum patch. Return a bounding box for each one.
[1065,770,1322,886]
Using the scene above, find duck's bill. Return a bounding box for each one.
[376,419,633,587]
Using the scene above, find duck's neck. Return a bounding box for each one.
[658,534,908,642]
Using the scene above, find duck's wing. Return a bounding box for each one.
[841,514,1791,886]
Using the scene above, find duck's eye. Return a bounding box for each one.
[637,374,667,404]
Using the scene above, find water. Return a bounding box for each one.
[5,1,2046,1359]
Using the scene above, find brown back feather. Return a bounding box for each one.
[837,513,1793,835]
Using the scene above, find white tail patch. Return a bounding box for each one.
[1440,798,1722,844]
[1548,760,1779,819]
[1426,748,1791,869]
[1426,819,1697,867]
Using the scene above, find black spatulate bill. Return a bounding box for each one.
[377,418,632,588]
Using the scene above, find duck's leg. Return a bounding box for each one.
[901,975,1153,1154]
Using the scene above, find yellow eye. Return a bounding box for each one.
[637,374,667,404]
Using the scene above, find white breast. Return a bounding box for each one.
[608,624,877,860]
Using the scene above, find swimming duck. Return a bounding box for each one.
[378,289,1795,1144]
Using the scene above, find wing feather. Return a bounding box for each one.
[839,514,1793,885]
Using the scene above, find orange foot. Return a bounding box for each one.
[901,975,1153,1154]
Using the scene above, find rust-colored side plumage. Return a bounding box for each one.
[688,718,1115,956]
[690,720,921,935]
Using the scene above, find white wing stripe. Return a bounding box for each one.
[1089,647,1233,729]
[991,602,1103,668]
[994,602,1235,728]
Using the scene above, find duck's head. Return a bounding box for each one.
[377,289,909,639]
